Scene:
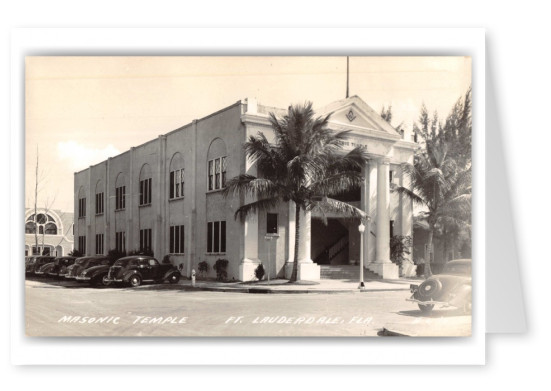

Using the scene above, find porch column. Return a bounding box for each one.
[360,160,371,268]
[238,156,260,281]
[296,208,319,281]
[284,201,296,279]
[373,158,399,279]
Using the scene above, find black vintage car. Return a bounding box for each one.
[75,260,115,287]
[48,256,77,278]
[105,256,181,287]
[407,259,472,314]
[65,256,112,280]
[25,256,56,275]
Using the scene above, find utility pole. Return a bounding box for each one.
[346,56,349,98]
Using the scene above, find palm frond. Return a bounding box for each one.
[307,197,369,221]
[233,197,281,222]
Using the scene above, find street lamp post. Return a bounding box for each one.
[358,221,366,289]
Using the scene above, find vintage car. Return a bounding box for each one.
[105,256,181,287]
[34,260,56,276]
[407,259,472,314]
[48,256,77,278]
[65,256,112,280]
[25,256,56,275]
[75,261,115,286]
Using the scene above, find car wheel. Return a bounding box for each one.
[418,303,434,313]
[101,275,111,287]
[129,275,141,287]
[417,279,442,299]
[168,274,180,284]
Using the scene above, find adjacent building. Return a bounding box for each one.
[25,208,74,256]
[73,96,417,281]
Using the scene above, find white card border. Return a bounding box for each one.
[10,27,485,365]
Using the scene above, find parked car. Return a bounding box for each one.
[75,260,115,287]
[35,260,56,276]
[407,259,472,314]
[25,256,56,275]
[48,256,77,278]
[105,256,181,287]
[65,256,112,280]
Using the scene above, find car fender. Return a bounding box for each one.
[449,284,472,307]
[162,269,181,281]
[123,270,142,282]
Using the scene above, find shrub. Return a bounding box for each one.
[198,260,209,278]
[108,249,126,262]
[213,258,229,281]
[254,263,265,281]
[390,235,413,267]
[162,254,171,264]
[68,249,83,257]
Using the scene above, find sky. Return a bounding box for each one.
[25,56,471,212]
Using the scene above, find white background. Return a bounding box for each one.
[1,1,547,389]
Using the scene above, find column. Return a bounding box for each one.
[238,155,260,281]
[376,158,390,263]
[372,158,399,279]
[284,201,296,279]
[360,160,370,268]
[296,208,320,281]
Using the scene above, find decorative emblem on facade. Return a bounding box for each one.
[346,109,356,122]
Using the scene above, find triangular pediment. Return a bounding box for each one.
[317,96,401,139]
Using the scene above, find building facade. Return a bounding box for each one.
[73,96,416,281]
[25,208,74,256]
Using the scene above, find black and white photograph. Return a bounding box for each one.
[24,55,472,337]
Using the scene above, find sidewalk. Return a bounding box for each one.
[174,277,420,294]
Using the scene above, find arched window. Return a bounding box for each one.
[169,152,185,199]
[207,138,227,191]
[26,213,58,236]
[139,164,152,206]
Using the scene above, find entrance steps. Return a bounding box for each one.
[320,265,382,280]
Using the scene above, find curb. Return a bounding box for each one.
[179,285,411,294]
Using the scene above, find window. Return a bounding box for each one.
[95,192,104,214]
[389,170,393,184]
[78,236,86,254]
[95,234,104,254]
[169,169,184,199]
[169,225,185,253]
[140,229,152,252]
[390,220,394,238]
[267,213,278,234]
[208,156,227,191]
[116,231,126,252]
[207,221,226,253]
[139,178,152,205]
[78,197,86,218]
[115,186,126,210]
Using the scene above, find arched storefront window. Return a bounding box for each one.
[26,213,58,236]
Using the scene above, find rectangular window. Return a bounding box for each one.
[115,231,126,252]
[208,157,227,191]
[170,169,184,199]
[207,221,226,253]
[139,228,152,252]
[78,236,86,254]
[139,178,152,205]
[389,170,393,183]
[78,198,86,218]
[208,160,214,191]
[267,213,278,234]
[115,186,126,210]
[95,192,104,214]
[95,234,104,255]
[169,225,185,253]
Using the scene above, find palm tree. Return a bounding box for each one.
[223,102,369,282]
[393,138,471,277]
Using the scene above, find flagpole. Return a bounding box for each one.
[346,56,349,98]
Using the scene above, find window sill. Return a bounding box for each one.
[115,208,125,212]
[205,252,226,256]
[168,253,185,256]
[78,216,86,219]
[139,203,152,208]
[206,188,226,195]
[168,196,185,202]
[95,213,104,216]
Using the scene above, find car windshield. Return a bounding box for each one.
[442,262,471,275]
[75,259,88,266]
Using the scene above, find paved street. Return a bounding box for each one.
[25,278,471,337]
